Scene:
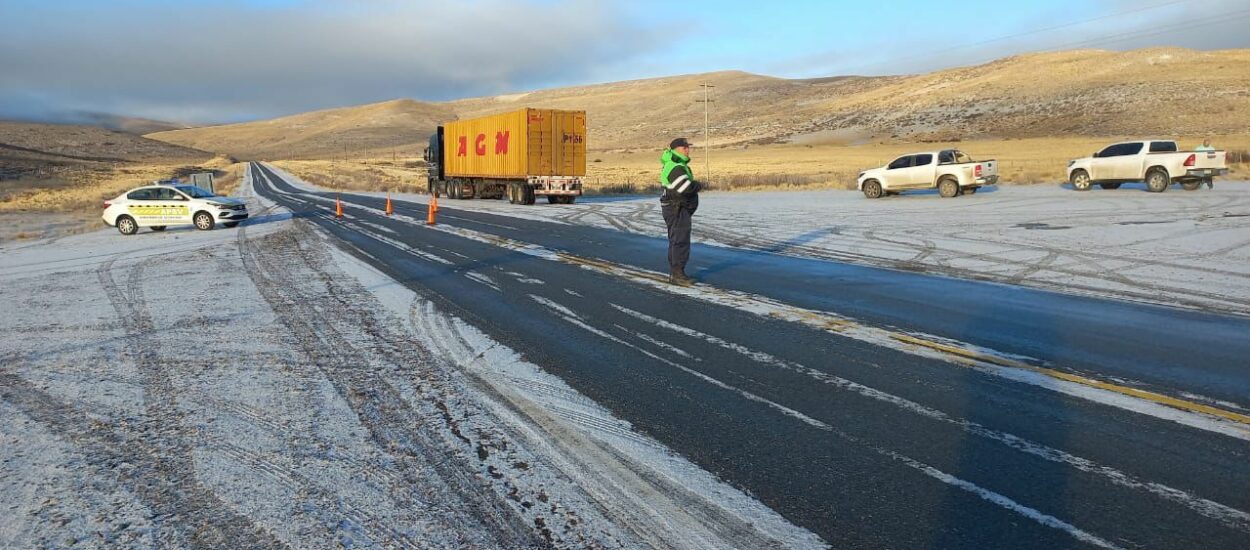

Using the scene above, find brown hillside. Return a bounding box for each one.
[147,47,1250,159]
[148,99,456,160]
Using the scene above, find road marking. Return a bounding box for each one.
[612,304,1250,530]
[530,293,1123,549]
[891,333,1250,426]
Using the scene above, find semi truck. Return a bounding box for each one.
[423,108,587,205]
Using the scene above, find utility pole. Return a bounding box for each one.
[697,83,715,185]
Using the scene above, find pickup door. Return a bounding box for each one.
[1091,142,1144,180]
[884,153,935,188]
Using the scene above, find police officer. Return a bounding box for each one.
[660,138,702,286]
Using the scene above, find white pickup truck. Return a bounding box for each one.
[1067,140,1228,192]
[858,149,999,199]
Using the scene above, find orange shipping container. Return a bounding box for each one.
[442,108,586,179]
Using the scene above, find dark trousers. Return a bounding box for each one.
[662,202,693,272]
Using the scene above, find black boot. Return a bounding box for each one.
[669,268,694,287]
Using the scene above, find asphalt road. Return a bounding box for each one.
[252,163,1250,549]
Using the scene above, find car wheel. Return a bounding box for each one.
[1070,170,1091,191]
[194,211,215,230]
[1099,182,1122,190]
[1146,169,1169,193]
[150,225,167,232]
[938,178,959,198]
[223,222,240,228]
[1181,180,1202,191]
[862,180,883,199]
[116,216,138,235]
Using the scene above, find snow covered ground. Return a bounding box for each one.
[0,174,822,548]
[348,179,1250,316]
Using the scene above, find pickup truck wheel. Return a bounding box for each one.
[116,216,138,235]
[938,178,959,198]
[1145,169,1170,193]
[1099,182,1122,190]
[1070,170,1091,191]
[194,211,215,230]
[1181,180,1202,191]
[862,180,883,199]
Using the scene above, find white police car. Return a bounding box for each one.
[102,184,248,235]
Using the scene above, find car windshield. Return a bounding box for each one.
[176,185,216,198]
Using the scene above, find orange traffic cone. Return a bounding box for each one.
[431,192,439,213]
[427,196,437,225]
[385,192,393,216]
[335,194,343,218]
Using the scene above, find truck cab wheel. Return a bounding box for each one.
[938,178,959,198]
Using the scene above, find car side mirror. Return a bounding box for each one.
[1092,152,1099,158]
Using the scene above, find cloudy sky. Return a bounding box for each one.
[2,0,1248,124]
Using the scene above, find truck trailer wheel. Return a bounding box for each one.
[561,196,577,204]
[521,186,536,205]
[938,178,959,198]
[1070,170,1091,191]
[1181,180,1202,191]
[1145,169,1170,193]
[547,195,559,204]
[861,180,883,199]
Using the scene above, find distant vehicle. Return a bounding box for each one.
[102,184,247,235]
[423,108,586,205]
[857,149,999,199]
[1066,140,1229,192]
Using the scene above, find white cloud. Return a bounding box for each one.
[0,0,663,123]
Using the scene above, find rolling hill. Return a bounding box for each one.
[147,47,1250,159]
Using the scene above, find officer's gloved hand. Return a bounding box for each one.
[682,180,702,196]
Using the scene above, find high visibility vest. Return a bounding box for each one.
[660,149,695,193]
